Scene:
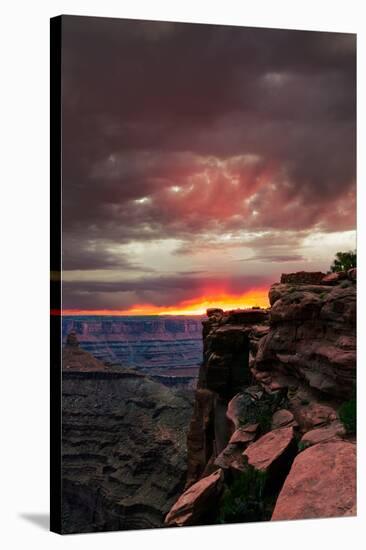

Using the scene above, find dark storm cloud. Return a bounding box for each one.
[60,16,356,308]
[62,236,155,271]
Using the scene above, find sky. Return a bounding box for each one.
[61,16,356,315]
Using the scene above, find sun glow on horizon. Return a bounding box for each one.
[58,288,269,316]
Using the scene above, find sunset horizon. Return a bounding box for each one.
[57,286,270,316]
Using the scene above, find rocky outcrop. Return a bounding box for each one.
[322,271,347,285]
[166,271,356,527]
[271,409,297,429]
[243,427,295,473]
[164,469,224,527]
[272,441,356,520]
[185,308,269,487]
[62,340,193,533]
[62,316,203,389]
[299,422,345,447]
[256,279,356,398]
[63,331,110,372]
[281,271,325,284]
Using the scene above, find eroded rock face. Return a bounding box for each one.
[62,346,193,533]
[271,441,356,521]
[243,427,295,473]
[63,332,109,372]
[294,402,337,432]
[164,469,224,527]
[322,271,347,285]
[300,422,345,447]
[280,271,326,285]
[256,281,356,398]
[168,272,356,527]
[185,308,269,487]
[271,409,297,430]
[229,423,259,444]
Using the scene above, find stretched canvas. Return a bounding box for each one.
[50,15,356,534]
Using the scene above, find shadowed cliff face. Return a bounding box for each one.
[185,307,270,487]
[61,342,193,533]
[166,271,356,528]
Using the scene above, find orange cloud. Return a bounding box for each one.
[60,287,269,316]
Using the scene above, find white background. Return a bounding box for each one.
[0,0,365,548]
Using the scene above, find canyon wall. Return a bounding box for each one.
[62,316,203,388]
[165,270,356,527]
[61,338,193,533]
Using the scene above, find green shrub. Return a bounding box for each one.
[237,390,288,432]
[297,440,310,453]
[330,251,356,273]
[218,468,267,524]
[339,393,356,435]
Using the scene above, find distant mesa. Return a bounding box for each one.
[65,330,79,347]
[63,331,109,372]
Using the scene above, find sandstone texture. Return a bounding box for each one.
[243,427,295,472]
[164,469,224,526]
[272,441,356,520]
[185,308,269,487]
[165,271,356,526]
[300,422,346,447]
[257,281,356,398]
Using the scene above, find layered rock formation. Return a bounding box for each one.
[165,270,356,527]
[185,307,270,488]
[62,316,203,388]
[62,335,193,533]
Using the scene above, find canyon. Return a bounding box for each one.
[60,269,356,532]
[62,316,203,389]
[61,334,193,533]
[165,269,356,526]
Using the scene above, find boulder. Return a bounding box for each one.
[295,403,337,431]
[164,469,224,527]
[270,292,323,324]
[214,444,246,472]
[226,393,250,430]
[271,409,297,430]
[229,423,259,444]
[300,422,345,448]
[269,283,331,306]
[271,441,356,520]
[243,427,294,472]
[321,271,347,285]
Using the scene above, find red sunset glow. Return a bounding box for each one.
[59,287,269,316]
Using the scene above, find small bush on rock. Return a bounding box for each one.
[330,251,356,273]
[218,468,267,523]
[339,392,356,435]
[238,390,288,432]
[297,440,310,453]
